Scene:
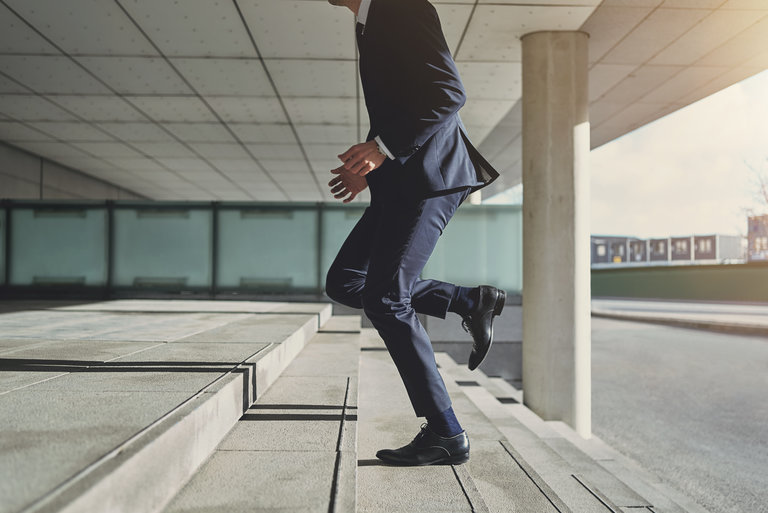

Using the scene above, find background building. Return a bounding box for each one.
[592,233,744,267]
[748,214,768,261]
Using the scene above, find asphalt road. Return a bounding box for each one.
[592,317,768,513]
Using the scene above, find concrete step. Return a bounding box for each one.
[357,331,603,513]
[161,315,362,513]
[0,300,330,513]
[435,354,708,513]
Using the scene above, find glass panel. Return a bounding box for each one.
[423,205,523,293]
[113,208,212,288]
[320,206,367,285]
[10,208,107,286]
[0,208,5,284]
[218,207,319,291]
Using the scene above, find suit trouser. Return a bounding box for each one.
[326,174,470,418]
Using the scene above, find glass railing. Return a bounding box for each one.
[0,200,522,297]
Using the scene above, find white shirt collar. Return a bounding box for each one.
[357,0,372,26]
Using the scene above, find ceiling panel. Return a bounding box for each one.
[228,123,295,144]
[0,0,764,202]
[247,144,305,161]
[0,95,77,121]
[266,60,357,97]
[0,121,52,142]
[458,100,515,128]
[118,0,257,57]
[581,6,654,64]
[696,15,768,66]
[458,62,521,102]
[162,122,236,143]
[172,58,274,96]
[311,160,343,174]
[598,65,684,104]
[130,141,196,159]
[589,64,637,101]
[189,143,252,160]
[29,121,113,142]
[259,159,311,174]
[0,56,110,95]
[126,96,220,123]
[207,97,287,123]
[109,158,168,173]
[650,9,765,66]
[0,75,30,94]
[463,125,494,143]
[71,141,142,158]
[208,159,265,175]
[284,98,357,125]
[432,4,473,57]
[0,3,59,54]
[295,124,357,145]
[458,5,597,61]
[590,102,628,126]
[641,65,729,103]
[156,158,214,174]
[97,122,177,143]
[600,8,710,64]
[12,141,89,158]
[239,0,354,59]
[304,144,345,164]
[78,57,192,95]
[51,96,146,122]
[3,0,157,56]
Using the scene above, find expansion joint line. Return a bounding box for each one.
[500,440,568,513]
[328,376,351,513]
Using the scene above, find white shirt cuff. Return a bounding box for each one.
[374,135,395,160]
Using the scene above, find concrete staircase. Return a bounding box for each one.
[0,300,331,513]
[0,302,709,513]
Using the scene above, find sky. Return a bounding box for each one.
[590,69,768,239]
[487,69,768,239]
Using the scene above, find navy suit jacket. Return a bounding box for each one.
[357,0,499,197]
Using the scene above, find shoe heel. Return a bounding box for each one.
[493,290,506,316]
[445,453,470,465]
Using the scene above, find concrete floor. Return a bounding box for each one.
[591,317,768,513]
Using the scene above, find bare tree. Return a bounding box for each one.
[744,157,768,216]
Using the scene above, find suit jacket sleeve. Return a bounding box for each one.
[375,0,466,166]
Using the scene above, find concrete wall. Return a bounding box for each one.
[592,263,768,303]
[0,142,143,200]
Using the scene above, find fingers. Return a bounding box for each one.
[328,175,342,187]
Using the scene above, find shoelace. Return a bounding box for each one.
[461,316,472,333]
[412,423,430,444]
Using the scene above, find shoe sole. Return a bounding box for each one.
[377,453,470,466]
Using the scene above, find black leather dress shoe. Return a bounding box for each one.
[376,424,470,466]
[463,285,506,371]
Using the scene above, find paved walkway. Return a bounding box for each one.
[592,298,768,335]
[592,316,768,513]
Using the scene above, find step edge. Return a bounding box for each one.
[21,316,319,513]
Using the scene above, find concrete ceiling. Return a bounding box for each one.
[0,0,766,201]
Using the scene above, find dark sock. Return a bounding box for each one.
[448,286,477,316]
[426,406,463,437]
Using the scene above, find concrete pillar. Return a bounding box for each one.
[521,31,591,438]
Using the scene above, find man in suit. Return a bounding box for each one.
[325,0,505,466]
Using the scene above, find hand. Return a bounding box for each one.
[329,166,368,203]
[338,140,387,176]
